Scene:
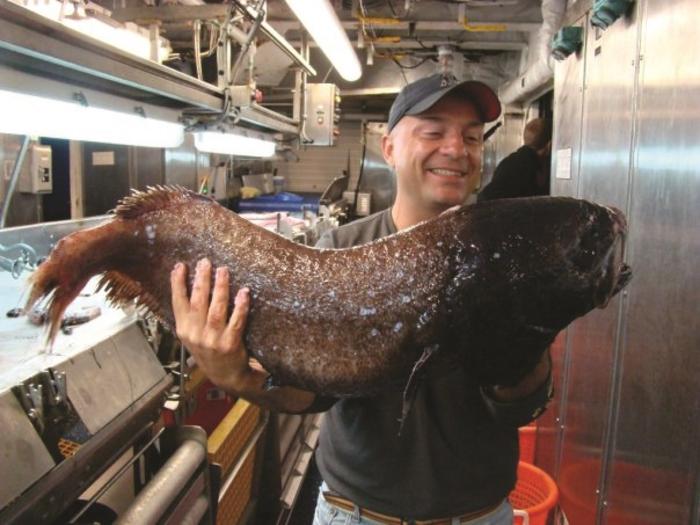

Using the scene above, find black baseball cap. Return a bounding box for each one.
[387,74,502,132]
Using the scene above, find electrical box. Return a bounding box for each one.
[343,191,372,217]
[19,144,52,194]
[304,83,341,146]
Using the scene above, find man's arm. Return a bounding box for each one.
[479,348,554,427]
[170,258,317,413]
[488,347,551,402]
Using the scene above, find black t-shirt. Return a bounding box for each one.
[311,208,552,520]
[478,146,548,202]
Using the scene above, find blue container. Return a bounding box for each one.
[237,192,320,213]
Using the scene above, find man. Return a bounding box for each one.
[478,118,552,201]
[171,74,553,524]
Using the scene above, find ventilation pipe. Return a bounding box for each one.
[499,0,567,105]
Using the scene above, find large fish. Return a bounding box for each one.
[26,186,631,397]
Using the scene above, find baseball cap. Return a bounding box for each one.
[387,74,502,132]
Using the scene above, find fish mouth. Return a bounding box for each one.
[595,248,632,308]
[612,263,633,295]
[594,207,632,308]
[568,205,632,309]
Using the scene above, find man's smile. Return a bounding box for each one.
[425,167,467,178]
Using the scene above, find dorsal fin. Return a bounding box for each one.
[115,185,209,220]
[97,271,166,321]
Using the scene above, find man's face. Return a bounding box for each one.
[382,95,485,212]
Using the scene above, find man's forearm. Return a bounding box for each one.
[489,348,552,402]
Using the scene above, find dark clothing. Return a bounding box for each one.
[478,146,548,202]
[311,208,552,520]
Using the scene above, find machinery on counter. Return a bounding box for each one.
[0,218,217,525]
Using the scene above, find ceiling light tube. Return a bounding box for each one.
[193,131,277,158]
[17,0,171,62]
[0,89,184,148]
[285,0,362,81]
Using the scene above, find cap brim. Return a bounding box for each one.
[405,80,501,123]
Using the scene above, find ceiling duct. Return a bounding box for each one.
[498,0,567,105]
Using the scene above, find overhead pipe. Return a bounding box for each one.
[498,0,567,105]
[297,32,313,143]
[232,0,316,76]
[230,5,264,85]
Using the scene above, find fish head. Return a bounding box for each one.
[564,203,632,308]
[521,199,633,331]
[462,197,633,333]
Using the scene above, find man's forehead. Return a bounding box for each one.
[414,114,484,129]
[413,95,484,126]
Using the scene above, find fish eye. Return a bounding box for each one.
[570,226,605,273]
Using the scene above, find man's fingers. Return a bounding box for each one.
[249,358,268,374]
[189,258,212,320]
[225,287,250,336]
[170,262,189,317]
[207,267,230,328]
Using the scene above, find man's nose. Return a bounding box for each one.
[440,132,468,157]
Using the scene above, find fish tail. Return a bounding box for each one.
[25,220,125,345]
[26,186,195,344]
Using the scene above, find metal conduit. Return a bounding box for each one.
[0,135,31,229]
[179,495,210,525]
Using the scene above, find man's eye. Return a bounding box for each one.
[465,136,482,144]
[422,130,442,138]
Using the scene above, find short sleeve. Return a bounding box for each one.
[479,372,554,427]
[315,231,337,249]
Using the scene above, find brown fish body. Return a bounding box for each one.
[27,187,631,396]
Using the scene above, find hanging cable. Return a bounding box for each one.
[322,65,335,82]
[391,56,430,69]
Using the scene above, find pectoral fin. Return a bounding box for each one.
[399,344,440,434]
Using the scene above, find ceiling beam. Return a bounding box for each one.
[284,39,527,51]
[111,5,231,23]
[271,19,541,34]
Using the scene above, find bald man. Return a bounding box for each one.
[478,117,552,201]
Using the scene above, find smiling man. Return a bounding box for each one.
[309,74,554,525]
[171,74,554,525]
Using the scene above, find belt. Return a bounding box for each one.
[322,492,502,525]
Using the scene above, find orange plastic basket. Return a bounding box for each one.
[518,424,537,464]
[509,461,559,525]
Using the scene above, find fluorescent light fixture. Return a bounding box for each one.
[193,131,277,158]
[0,90,184,148]
[285,0,362,81]
[13,0,171,62]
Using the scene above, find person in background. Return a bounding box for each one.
[171,74,553,525]
[478,118,552,202]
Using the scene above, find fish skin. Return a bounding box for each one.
[26,187,631,395]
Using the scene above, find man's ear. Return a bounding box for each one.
[381,133,394,167]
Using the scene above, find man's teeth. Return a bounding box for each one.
[429,168,464,177]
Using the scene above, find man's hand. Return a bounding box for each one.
[170,258,317,412]
[488,348,552,403]
[171,258,252,392]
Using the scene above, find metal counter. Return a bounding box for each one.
[0,218,176,524]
